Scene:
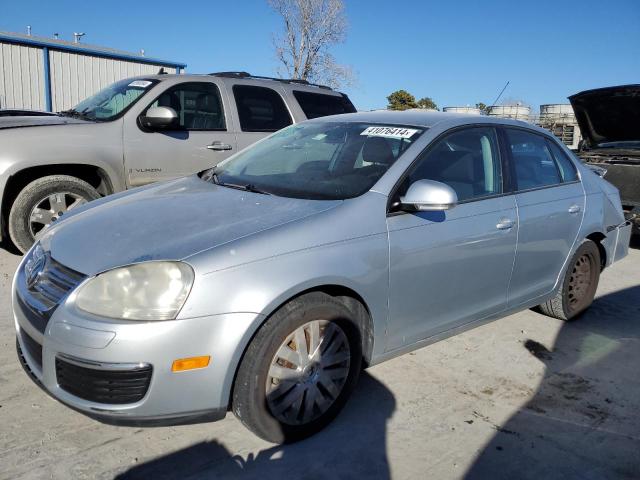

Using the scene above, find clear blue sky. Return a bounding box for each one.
[2,0,639,111]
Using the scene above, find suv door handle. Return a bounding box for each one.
[207,141,233,151]
[496,218,515,230]
[568,204,581,214]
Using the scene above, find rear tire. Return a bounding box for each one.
[8,175,99,253]
[537,240,601,321]
[232,292,362,443]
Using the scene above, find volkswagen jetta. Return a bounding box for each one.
[13,111,631,443]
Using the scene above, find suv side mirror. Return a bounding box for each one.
[139,106,178,130]
[400,179,458,211]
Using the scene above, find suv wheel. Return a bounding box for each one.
[232,292,362,443]
[537,240,601,321]
[8,175,100,253]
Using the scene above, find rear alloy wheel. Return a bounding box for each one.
[232,292,362,443]
[8,175,100,253]
[537,240,601,321]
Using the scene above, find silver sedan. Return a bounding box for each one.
[12,111,631,443]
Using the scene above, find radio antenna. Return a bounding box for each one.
[491,81,510,107]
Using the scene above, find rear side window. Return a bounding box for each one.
[547,139,578,182]
[293,91,356,119]
[233,85,293,132]
[505,129,562,190]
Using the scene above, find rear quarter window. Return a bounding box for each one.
[233,85,293,132]
[293,90,356,119]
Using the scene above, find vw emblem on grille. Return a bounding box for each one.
[25,253,47,288]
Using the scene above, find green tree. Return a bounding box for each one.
[387,90,418,110]
[417,97,438,110]
[475,102,490,114]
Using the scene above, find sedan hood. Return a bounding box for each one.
[569,85,640,148]
[42,175,341,275]
[0,115,88,130]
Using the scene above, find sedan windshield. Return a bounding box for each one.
[209,122,424,200]
[61,78,158,121]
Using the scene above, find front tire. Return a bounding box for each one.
[537,240,601,321]
[8,175,100,253]
[232,292,362,443]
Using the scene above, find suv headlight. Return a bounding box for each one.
[75,262,194,321]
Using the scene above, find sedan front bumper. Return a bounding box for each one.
[14,280,262,426]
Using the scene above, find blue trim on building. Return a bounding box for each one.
[0,33,186,69]
[42,47,52,112]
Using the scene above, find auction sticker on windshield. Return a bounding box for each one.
[361,126,418,139]
[128,80,153,88]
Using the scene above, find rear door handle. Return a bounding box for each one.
[496,218,515,230]
[207,141,233,151]
[568,204,581,214]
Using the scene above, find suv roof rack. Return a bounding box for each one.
[208,71,333,90]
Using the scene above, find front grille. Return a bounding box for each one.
[19,252,86,334]
[56,358,153,405]
[26,254,85,310]
[20,331,43,370]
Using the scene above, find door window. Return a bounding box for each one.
[505,129,564,190]
[147,82,225,131]
[546,139,578,182]
[292,90,356,119]
[401,127,502,202]
[233,85,293,132]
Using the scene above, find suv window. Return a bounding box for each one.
[400,127,502,202]
[292,91,356,119]
[233,85,293,132]
[147,82,225,130]
[506,129,562,190]
[546,139,578,182]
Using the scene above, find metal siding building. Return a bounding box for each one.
[0,31,186,112]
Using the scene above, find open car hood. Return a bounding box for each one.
[569,85,640,149]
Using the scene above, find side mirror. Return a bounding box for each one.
[139,106,178,130]
[400,179,458,211]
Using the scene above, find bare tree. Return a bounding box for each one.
[269,0,354,88]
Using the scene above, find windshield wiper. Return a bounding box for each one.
[211,173,271,195]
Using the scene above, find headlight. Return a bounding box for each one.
[75,262,194,321]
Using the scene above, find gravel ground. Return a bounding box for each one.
[1,242,639,480]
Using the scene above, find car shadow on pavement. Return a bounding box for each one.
[466,285,640,479]
[115,371,396,480]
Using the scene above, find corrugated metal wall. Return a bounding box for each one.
[49,50,176,111]
[0,42,45,110]
[0,40,178,111]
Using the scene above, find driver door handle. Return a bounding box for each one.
[207,141,233,151]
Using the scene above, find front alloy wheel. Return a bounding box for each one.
[8,175,100,253]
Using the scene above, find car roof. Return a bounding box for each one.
[311,109,553,133]
[130,73,346,96]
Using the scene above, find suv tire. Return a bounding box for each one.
[232,292,362,443]
[537,240,601,321]
[8,175,100,253]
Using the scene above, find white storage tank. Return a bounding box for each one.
[487,104,531,120]
[537,104,581,150]
[443,106,482,115]
[539,104,576,125]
